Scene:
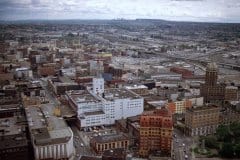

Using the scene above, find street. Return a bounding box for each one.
[172,128,195,160]
[71,125,97,159]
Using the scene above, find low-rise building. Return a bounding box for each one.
[166,99,192,114]
[90,133,130,154]
[25,104,74,160]
[48,76,85,95]
[126,85,149,96]
[0,104,30,160]
[224,86,238,101]
[102,148,126,160]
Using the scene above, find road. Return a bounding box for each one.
[173,128,195,160]
[39,78,61,106]
[71,125,97,159]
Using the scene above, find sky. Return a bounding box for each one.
[0,0,240,22]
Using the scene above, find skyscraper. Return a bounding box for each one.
[200,62,225,103]
[205,62,218,86]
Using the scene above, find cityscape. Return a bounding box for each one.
[0,1,240,160]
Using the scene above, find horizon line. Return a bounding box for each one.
[0,18,240,24]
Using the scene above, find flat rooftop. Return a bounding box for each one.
[25,103,72,146]
[91,133,129,143]
[67,90,101,103]
[0,115,28,149]
[0,116,26,136]
[125,85,148,90]
[0,104,19,111]
[0,134,28,149]
[187,105,220,112]
[104,88,141,101]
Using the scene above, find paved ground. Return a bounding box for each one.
[71,125,97,159]
[172,128,196,160]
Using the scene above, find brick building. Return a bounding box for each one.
[224,86,238,101]
[200,62,225,103]
[90,133,130,154]
[167,99,192,114]
[185,105,220,136]
[139,108,173,157]
[170,67,194,79]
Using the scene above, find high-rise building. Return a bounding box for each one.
[205,62,218,86]
[93,77,104,95]
[200,62,225,103]
[139,108,173,157]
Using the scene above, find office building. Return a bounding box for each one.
[200,62,225,103]
[139,108,173,157]
[185,105,220,136]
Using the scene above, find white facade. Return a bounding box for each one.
[33,128,74,160]
[189,97,204,106]
[15,67,33,79]
[73,95,143,127]
[93,77,104,95]
[67,84,144,128]
[25,104,75,160]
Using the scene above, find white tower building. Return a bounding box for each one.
[93,77,104,95]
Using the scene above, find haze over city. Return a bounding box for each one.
[0,0,240,160]
[1,0,240,22]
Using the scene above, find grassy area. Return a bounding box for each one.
[193,147,212,156]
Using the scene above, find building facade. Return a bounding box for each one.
[200,62,225,103]
[224,86,238,101]
[185,105,220,136]
[90,133,130,154]
[66,78,144,128]
[25,104,74,160]
[167,99,192,114]
[139,108,173,157]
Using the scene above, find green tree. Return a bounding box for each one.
[205,136,219,149]
[230,122,240,137]
[220,143,234,158]
[216,125,230,142]
[235,144,240,158]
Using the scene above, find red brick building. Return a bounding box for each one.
[139,108,173,157]
[170,67,193,79]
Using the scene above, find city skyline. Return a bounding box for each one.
[1,0,240,23]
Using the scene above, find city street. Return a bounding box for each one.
[173,128,195,160]
[71,125,97,159]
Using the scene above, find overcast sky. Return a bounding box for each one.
[0,0,240,22]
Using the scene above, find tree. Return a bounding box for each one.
[230,122,240,137]
[216,125,230,142]
[235,144,240,158]
[220,143,234,158]
[205,136,219,149]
